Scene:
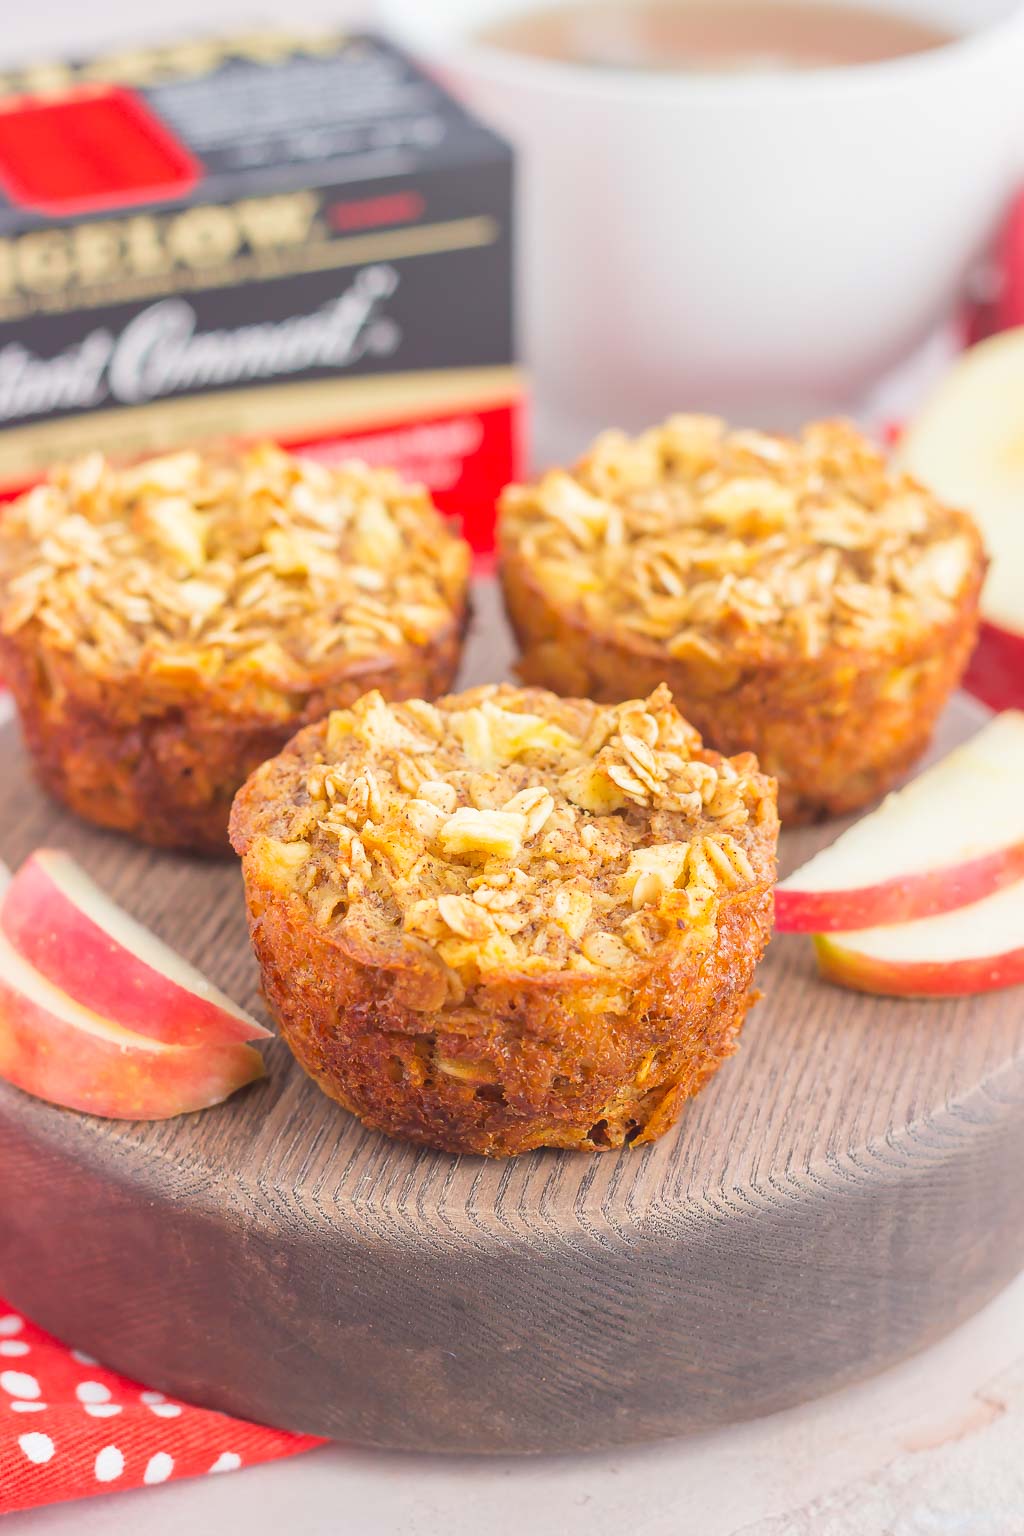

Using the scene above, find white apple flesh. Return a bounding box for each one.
[0,850,269,1046]
[0,923,265,1118]
[899,327,1024,705]
[776,712,1024,932]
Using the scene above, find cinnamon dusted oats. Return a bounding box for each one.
[229,682,778,1155]
[0,445,470,851]
[499,417,986,821]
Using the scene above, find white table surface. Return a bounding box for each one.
[3,3,1023,1531]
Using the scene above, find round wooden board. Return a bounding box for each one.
[1,582,1023,1456]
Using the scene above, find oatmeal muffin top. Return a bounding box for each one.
[0,445,469,689]
[499,416,984,665]
[231,682,778,990]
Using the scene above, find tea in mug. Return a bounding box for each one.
[478,0,955,72]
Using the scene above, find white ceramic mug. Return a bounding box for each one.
[376,0,1024,447]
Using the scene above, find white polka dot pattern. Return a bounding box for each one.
[0,1290,318,1513]
[94,1445,125,1483]
[75,1382,111,1405]
[18,1434,54,1466]
[1,1372,40,1400]
[209,1451,242,1474]
[143,1452,175,1485]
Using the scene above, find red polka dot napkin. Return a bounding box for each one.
[0,1300,324,1514]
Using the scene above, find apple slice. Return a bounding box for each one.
[964,191,1024,345]
[965,621,1024,716]
[0,850,269,1047]
[898,328,1024,707]
[775,712,1024,932]
[814,879,1024,998]
[0,924,265,1119]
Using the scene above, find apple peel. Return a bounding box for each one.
[0,849,270,1046]
[814,878,1024,998]
[0,922,265,1119]
[776,712,1024,932]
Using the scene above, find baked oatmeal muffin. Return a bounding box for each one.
[230,681,778,1156]
[0,446,470,852]
[499,417,986,822]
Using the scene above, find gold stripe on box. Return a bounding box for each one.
[0,365,523,482]
[0,215,501,320]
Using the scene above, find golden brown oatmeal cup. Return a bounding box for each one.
[230,682,779,1157]
[0,445,470,853]
[498,417,986,823]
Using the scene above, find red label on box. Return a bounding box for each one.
[285,396,526,555]
[0,394,527,558]
[0,87,199,216]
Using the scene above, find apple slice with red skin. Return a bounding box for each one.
[899,328,1024,711]
[0,922,265,1119]
[966,622,1024,715]
[964,192,1024,346]
[776,712,1024,933]
[814,878,1024,998]
[1,849,269,1047]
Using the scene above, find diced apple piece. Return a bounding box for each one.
[776,712,1024,932]
[0,850,269,1047]
[898,328,1024,658]
[0,925,264,1119]
[814,879,1024,998]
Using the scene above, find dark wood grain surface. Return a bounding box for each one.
[1,582,1022,1454]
